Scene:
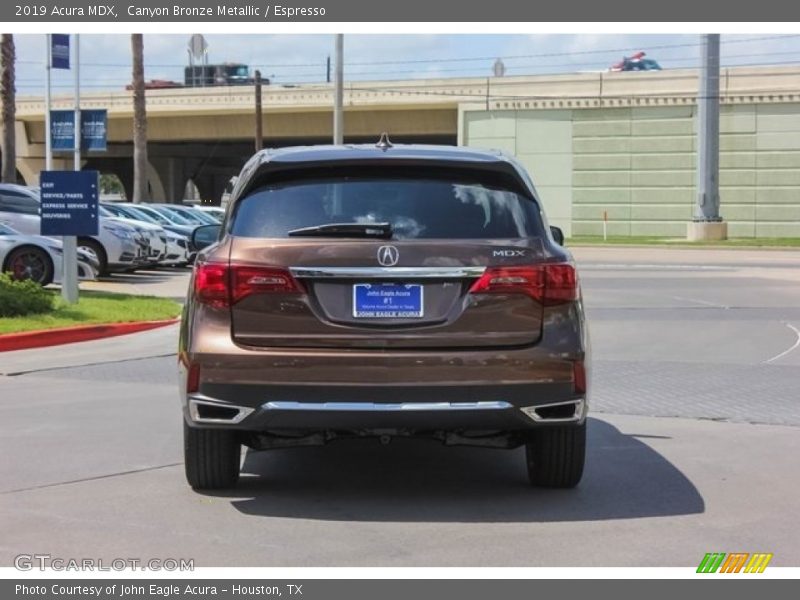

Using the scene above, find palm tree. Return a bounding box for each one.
[131,34,148,202]
[1,34,16,184]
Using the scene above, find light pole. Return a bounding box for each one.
[689,33,726,241]
[333,34,343,145]
[44,35,52,171]
[254,69,263,152]
[62,34,80,303]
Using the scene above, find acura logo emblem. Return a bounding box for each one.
[377,245,399,267]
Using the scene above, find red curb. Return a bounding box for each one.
[0,319,180,352]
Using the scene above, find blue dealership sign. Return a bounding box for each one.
[81,109,107,151]
[51,34,70,70]
[50,110,75,151]
[50,109,108,152]
[40,170,99,236]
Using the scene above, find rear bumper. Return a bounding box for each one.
[181,381,587,432]
[179,296,591,434]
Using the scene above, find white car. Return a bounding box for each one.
[110,203,196,264]
[101,203,190,266]
[99,205,167,265]
[0,223,98,285]
[158,232,191,266]
[0,183,147,275]
[191,205,225,222]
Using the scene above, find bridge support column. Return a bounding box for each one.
[145,161,167,203]
[117,169,134,203]
[16,156,70,185]
[151,157,188,204]
[194,173,230,206]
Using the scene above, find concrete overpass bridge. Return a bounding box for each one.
[11,66,800,238]
[14,78,464,202]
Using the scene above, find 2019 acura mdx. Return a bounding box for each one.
[179,141,590,490]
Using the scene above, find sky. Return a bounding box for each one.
[11,33,800,96]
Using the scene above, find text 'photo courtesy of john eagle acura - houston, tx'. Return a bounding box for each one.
[179,140,589,490]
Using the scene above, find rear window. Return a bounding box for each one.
[231,170,542,239]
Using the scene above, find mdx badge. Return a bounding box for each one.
[377,245,400,266]
[493,249,526,257]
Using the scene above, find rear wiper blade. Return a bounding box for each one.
[287,222,393,239]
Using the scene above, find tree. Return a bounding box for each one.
[1,34,16,184]
[99,173,125,197]
[131,34,148,202]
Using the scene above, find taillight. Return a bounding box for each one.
[231,266,304,303]
[194,262,229,309]
[194,262,303,308]
[469,263,578,306]
[573,361,586,395]
[543,264,579,305]
[186,362,201,394]
[469,266,544,298]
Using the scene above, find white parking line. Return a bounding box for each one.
[671,295,731,309]
[764,323,800,364]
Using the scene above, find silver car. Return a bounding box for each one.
[0,223,98,285]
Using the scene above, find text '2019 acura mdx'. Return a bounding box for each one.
[179,139,590,490]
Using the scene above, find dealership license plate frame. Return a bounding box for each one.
[352,283,424,318]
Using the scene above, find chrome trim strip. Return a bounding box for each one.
[520,399,585,423]
[289,266,487,279]
[188,394,255,424]
[263,401,512,412]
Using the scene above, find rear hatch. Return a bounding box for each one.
[222,163,562,350]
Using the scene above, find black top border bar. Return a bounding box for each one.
[2,0,799,22]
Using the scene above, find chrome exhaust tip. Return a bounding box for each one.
[520,399,585,423]
[188,395,254,424]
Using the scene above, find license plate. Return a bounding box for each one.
[353,283,423,318]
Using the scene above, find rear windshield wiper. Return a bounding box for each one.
[287,222,393,239]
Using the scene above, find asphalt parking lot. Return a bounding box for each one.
[1,246,799,567]
[79,266,193,301]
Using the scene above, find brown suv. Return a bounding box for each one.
[179,141,589,490]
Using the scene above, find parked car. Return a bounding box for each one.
[101,203,190,266]
[191,205,225,222]
[179,142,589,490]
[155,204,219,226]
[0,222,98,285]
[130,203,193,227]
[99,205,167,266]
[112,203,197,264]
[0,183,148,275]
[114,202,195,235]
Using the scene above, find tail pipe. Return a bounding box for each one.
[188,395,255,424]
[520,360,587,423]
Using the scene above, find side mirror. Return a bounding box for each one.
[191,224,221,251]
[550,226,565,246]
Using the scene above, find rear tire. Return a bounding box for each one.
[525,422,586,488]
[183,422,241,490]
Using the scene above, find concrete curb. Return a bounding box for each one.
[0,319,180,352]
